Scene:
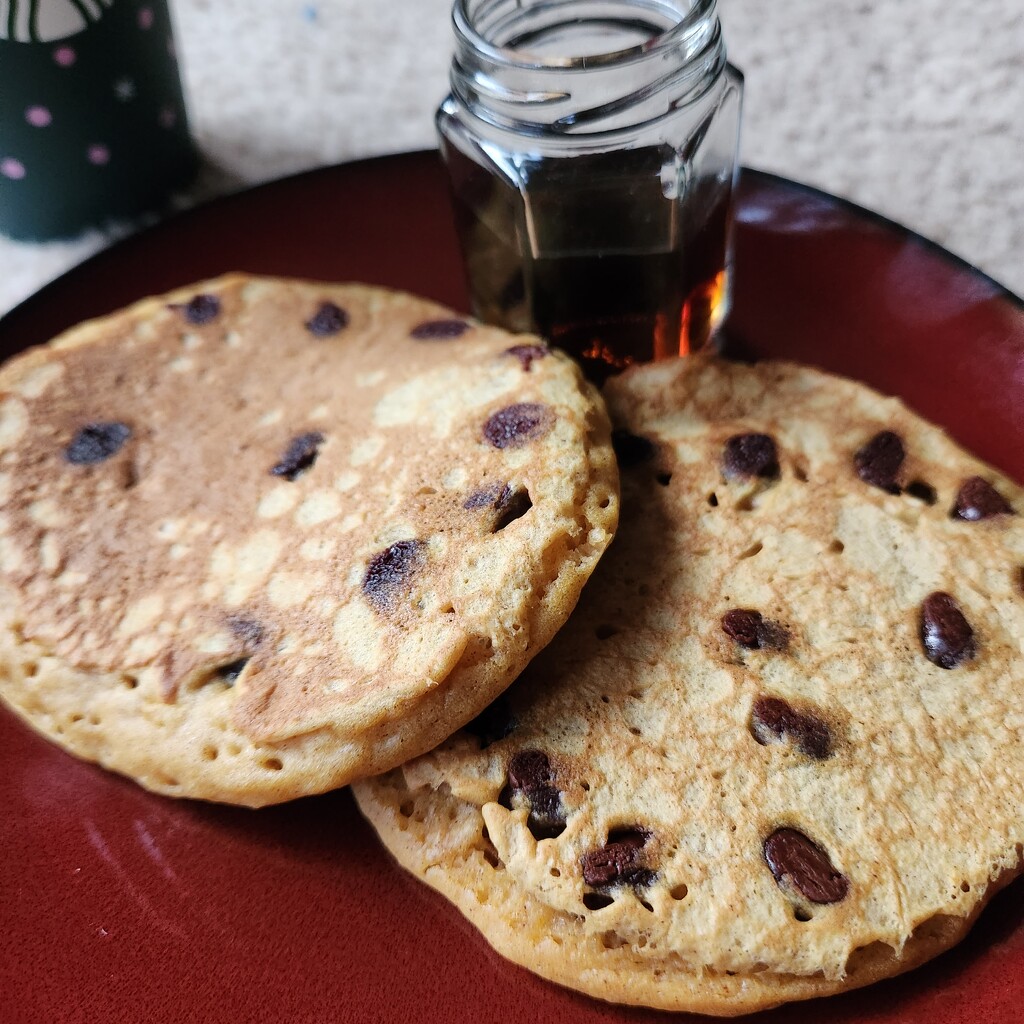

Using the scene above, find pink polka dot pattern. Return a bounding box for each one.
[138,7,155,29]
[87,145,111,166]
[1,158,27,180]
[25,107,53,128]
[53,46,76,67]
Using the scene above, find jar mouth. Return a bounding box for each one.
[453,0,716,71]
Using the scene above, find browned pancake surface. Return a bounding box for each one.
[0,275,618,805]
[355,354,1024,1014]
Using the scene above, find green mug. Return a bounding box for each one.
[0,0,199,240]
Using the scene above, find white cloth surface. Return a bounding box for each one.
[1,0,1021,316]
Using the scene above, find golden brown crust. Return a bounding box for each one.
[0,275,618,805]
[356,770,1016,1016]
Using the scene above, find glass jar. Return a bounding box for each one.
[437,0,743,381]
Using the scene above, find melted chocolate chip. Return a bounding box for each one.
[463,484,503,510]
[271,432,324,481]
[362,540,425,610]
[305,301,349,337]
[758,620,790,649]
[721,609,789,651]
[507,749,553,792]
[227,616,265,648]
[855,430,904,493]
[723,433,780,480]
[410,319,469,340]
[65,422,132,465]
[582,829,651,887]
[629,869,659,889]
[492,485,532,531]
[611,429,657,468]
[483,403,553,449]
[764,828,849,904]
[952,476,1015,521]
[722,609,761,647]
[506,750,565,840]
[920,592,976,669]
[525,785,565,839]
[181,294,221,325]
[751,696,832,759]
[464,696,518,749]
[505,344,549,371]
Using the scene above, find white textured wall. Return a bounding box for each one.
[719,0,1022,289]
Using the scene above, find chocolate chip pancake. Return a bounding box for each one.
[354,353,1024,1015]
[0,274,618,806]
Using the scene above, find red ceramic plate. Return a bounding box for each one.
[1,152,1021,1024]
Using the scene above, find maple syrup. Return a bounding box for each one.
[438,0,743,382]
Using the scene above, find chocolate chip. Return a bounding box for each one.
[227,616,265,648]
[506,750,565,840]
[723,433,779,480]
[271,431,324,481]
[362,539,425,610]
[410,319,469,340]
[582,829,651,887]
[582,892,615,911]
[524,785,565,840]
[854,430,904,493]
[65,422,132,465]
[952,476,1015,521]
[505,344,548,371]
[611,429,657,468]
[463,484,503,510]
[483,403,553,449]
[722,609,761,647]
[508,749,553,793]
[181,294,221,325]
[492,485,532,531]
[721,609,789,651]
[305,301,349,337]
[751,696,832,759]
[920,592,976,669]
[464,696,517,749]
[764,828,849,904]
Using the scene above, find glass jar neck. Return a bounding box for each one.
[449,0,726,136]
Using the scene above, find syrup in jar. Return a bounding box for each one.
[438,0,743,382]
